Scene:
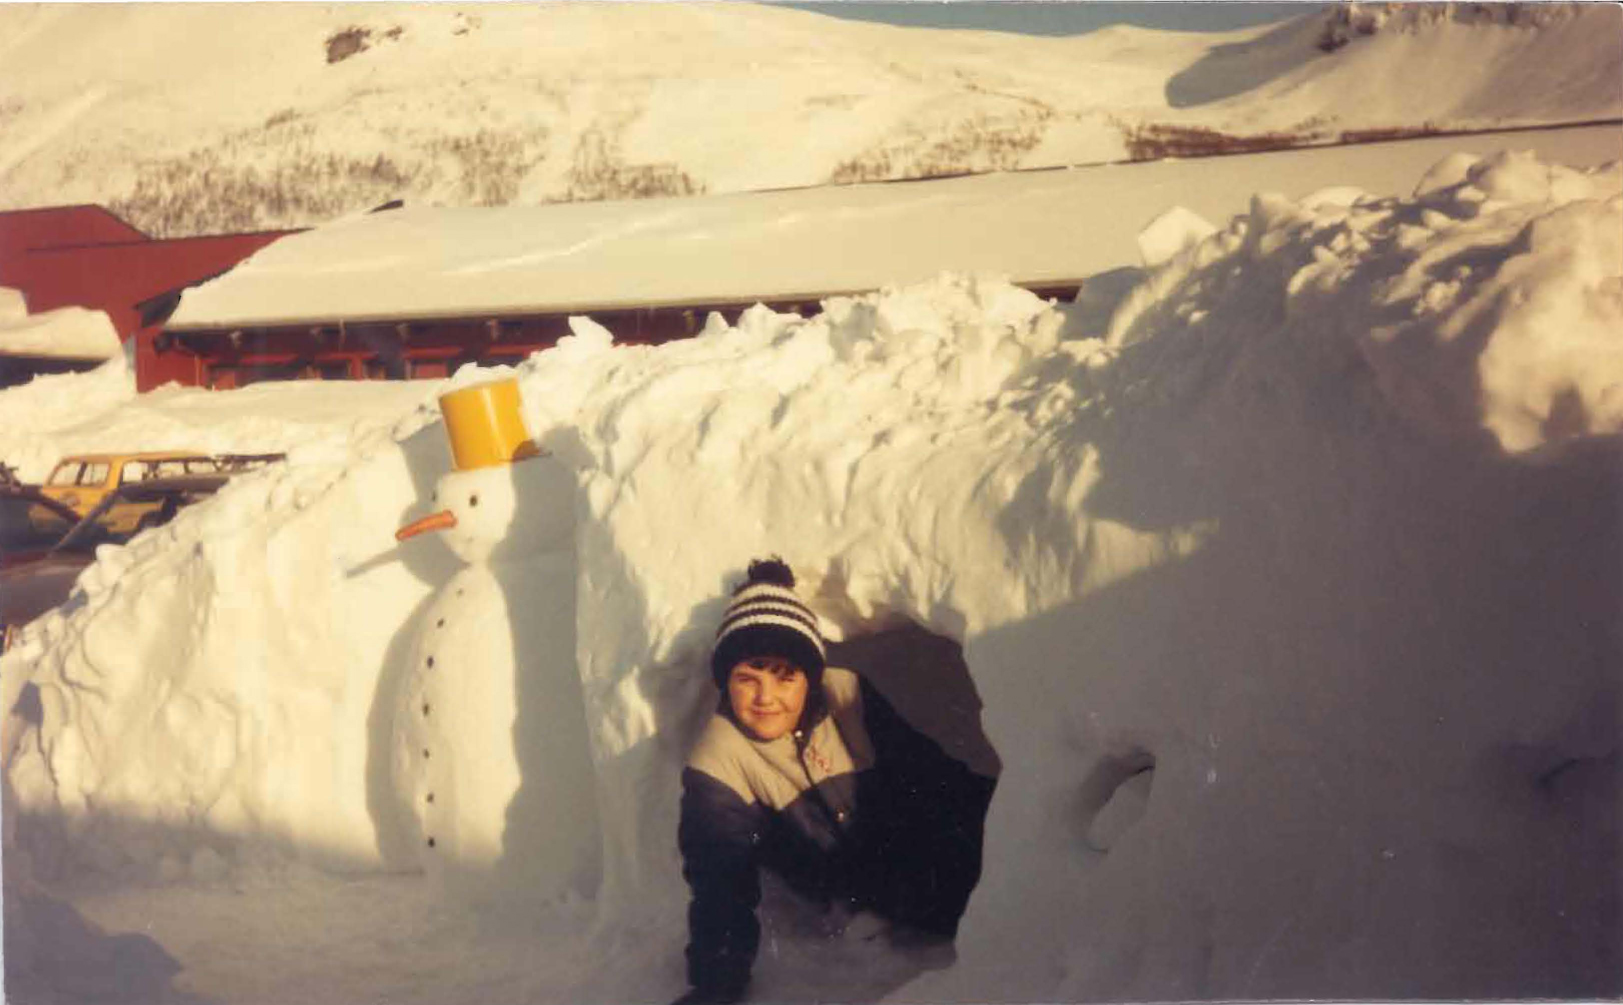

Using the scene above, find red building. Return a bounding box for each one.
[0,205,298,390]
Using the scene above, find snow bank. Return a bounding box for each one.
[0,301,122,362]
[0,294,130,476]
[0,356,136,482]
[0,369,437,484]
[4,148,1620,1000]
[1110,149,1623,454]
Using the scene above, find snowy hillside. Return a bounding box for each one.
[0,1,1617,236]
[3,142,1620,1002]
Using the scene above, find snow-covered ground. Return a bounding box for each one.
[0,2,1617,236]
[3,130,1620,1003]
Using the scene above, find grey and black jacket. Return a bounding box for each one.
[678,667,995,999]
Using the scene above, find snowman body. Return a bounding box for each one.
[392,457,600,901]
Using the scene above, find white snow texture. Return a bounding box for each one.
[2,145,1620,1001]
[1,1,1618,236]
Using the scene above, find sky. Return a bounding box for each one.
[776,1,1328,36]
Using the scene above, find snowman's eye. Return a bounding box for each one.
[469,494,479,507]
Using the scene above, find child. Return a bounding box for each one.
[676,558,996,1004]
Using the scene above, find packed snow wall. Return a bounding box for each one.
[2,149,1619,999]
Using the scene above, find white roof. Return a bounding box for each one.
[169,170,1103,330]
[167,124,1623,331]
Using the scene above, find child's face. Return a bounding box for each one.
[727,656,808,742]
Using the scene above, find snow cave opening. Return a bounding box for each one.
[825,621,1003,784]
[825,619,1002,898]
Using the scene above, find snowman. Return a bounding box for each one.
[392,377,601,902]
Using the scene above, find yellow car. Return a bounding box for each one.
[39,452,223,534]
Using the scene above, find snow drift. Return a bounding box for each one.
[3,148,1620,1001]
[0,289,121,363]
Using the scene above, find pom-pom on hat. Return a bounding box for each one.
[710,557,827,689]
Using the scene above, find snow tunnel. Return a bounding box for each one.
[826,620,1003,923]
[826,621,1002,784]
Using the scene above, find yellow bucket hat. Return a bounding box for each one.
[439,378,540,470]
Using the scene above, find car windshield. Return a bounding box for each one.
[46,463,83,486]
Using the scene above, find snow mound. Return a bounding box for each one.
[0,371,439,484]
[1137,205,1217,266]
[0,304,121,362]
[3,150,1619,999]
[0,355,135,481]
[1109,150,1623,454]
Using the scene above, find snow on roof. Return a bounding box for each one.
[0,289,121,360]
[168,123,1623,331]
[168,172,1106,330]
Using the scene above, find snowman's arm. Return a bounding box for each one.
[679,767,763,1002]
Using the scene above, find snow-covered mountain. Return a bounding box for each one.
[0,1,1617,237]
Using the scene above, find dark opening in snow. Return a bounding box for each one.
[827,622,1002,783]
[1076,749,1156,853]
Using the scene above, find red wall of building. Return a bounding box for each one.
[0,205,148,263]
[4,231,292,337]
[0,206,298,390]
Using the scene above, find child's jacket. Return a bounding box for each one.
[679,666,994,999]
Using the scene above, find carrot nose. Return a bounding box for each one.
[396,510,458,541]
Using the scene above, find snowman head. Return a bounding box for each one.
[397,378,576,564]
[426,457,575,564]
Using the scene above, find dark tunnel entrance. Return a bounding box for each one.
[826,622,1003,784]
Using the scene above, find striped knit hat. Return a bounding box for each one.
[710,557,827,689]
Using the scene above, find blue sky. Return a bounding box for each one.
[776,2,1327,36]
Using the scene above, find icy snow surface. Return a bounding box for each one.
[3,147,1622,1003]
